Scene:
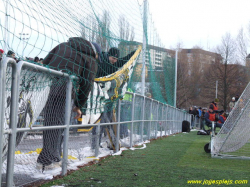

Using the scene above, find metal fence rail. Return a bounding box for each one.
[0,58,191,187]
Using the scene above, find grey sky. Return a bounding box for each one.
[1,0,250,57]
[147,0,250,50]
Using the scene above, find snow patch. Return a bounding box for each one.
[130,143,146,150]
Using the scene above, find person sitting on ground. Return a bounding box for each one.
[218,110,227,125]
[204,107,223,131]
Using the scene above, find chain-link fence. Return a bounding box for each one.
[0,58,191,187]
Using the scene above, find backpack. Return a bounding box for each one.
[182,120,190,132]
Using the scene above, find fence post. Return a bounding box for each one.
[141,96,145,142]
[6,61,19,187]
[165,104,168,136]
[168,107,171,134]
[155,101,159,139]
[95,124,100,157]
[0,58,12,186]
[62,76,73,176]
[176,109,179,132]
[191,114,194,129]
[173,107,175,134]
[179,110,181,132]
[177,110,179,132]
[160,103,163,138]
[173,108,176,134]
[148,99,152,140]
[130,93,135,148]
[177,109,179,133]
[115,99,121,153]
[0,61,3,186]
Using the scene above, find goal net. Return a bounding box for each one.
[212,82,250,159]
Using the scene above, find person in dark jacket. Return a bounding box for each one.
[205,107,215,125]
[37,37,136,168]
[188,107,194,127]
[190,107,198,128]
[7,50,15,58]
[218,111,226,125]
[204,107,223,131]
[7,50,19,62]
[95,46,136,78]
[200,108,207,130]
[235,94,239,102]
[34,56,40,63]
[37,37,98,168]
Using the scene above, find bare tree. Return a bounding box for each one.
[170,40,184,51]
[217,33,236,110]
[201,33,248,111]
[118,15,136,55]
[96,10,111,51]
[236,27,249,65]
[175,46,213,109]
[118,15,136,41]
[80,15,97,42]
[130,26,135,41]
[118,15,126,40]
[174,33,250,110]
[176,52,191,108]
[80,17,87,39]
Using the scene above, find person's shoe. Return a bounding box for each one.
[37,151,61,172]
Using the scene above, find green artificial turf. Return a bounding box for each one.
[40,132,250,187]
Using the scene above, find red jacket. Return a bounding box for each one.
[211,103,218,111]
[204,111,215,124]
[219,115,226,124]
[208,112,215,121]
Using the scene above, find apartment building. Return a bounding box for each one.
[118,41,174,69]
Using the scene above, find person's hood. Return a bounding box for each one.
[68,37,95,58]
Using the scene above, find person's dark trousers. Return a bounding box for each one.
[120,100,131,138]
[200,117,205,130]
[206,121,222,132]
[91,102,117,149]
[91,124,106,149]
[37,78,67,166]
